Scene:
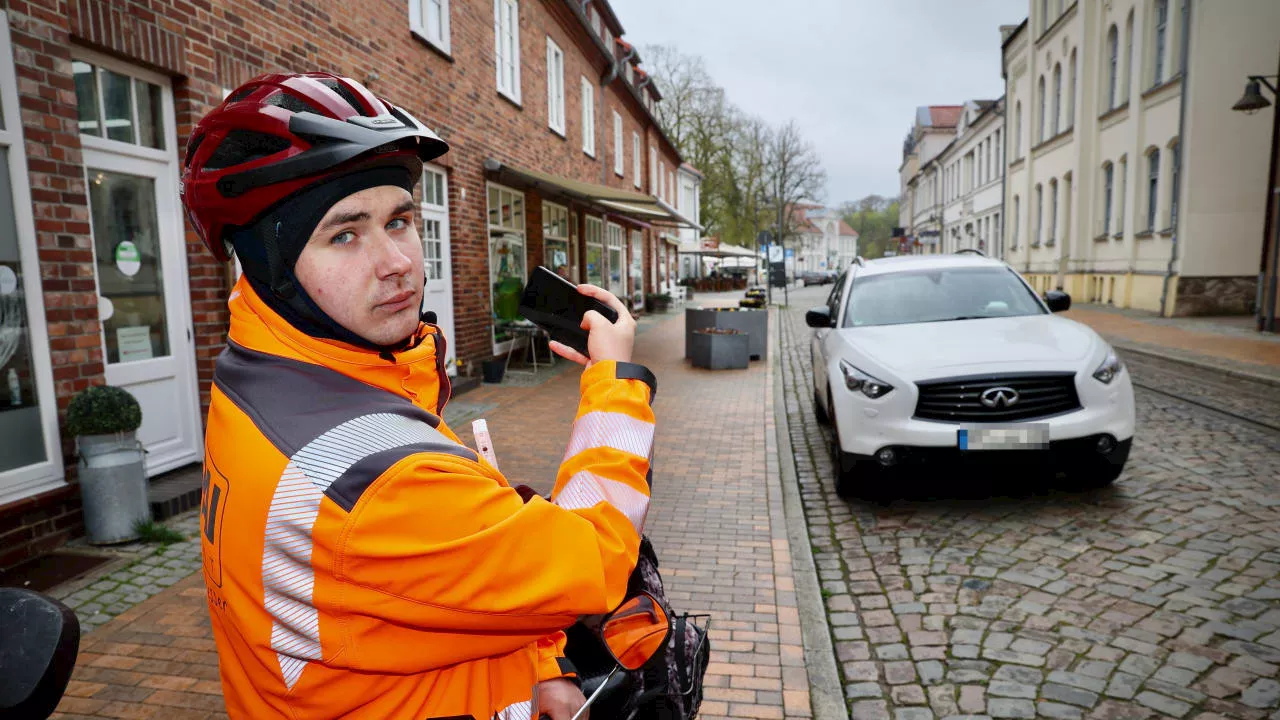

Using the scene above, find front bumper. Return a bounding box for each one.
[831,367,1137,457]
[843,434,1132,474]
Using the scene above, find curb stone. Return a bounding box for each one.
[770,306,850,720]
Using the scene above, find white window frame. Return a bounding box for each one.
[0,12,66,502]
[542,201,574,282]
[493,0,521,104]
[409,0,452,55]
[545,37,565,135]
[612,111,623,176]
[581,76,595,157]
[421,166,449,285]
[486,182,527,354]
[649,146,657,195]
[632,132,641,188]
[658,161,665,201]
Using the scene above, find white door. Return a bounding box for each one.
[78,54,201,476]
[629,230,644,310]
[419,165,456,375]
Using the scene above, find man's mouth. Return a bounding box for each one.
[376,289,416,313]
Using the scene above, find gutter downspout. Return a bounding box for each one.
[1160,0,1192,317]
[1000,99,1009,261]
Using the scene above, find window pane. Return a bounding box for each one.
[0,148,49,472]
[100,69,136,144]
[88,170,170,364]
[136,80,164,150]
[489,186,500,226]
[73,61,101,136]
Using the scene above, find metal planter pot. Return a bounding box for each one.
[76,432,150,545]
[689,330,749,370]
[713,310,767,360]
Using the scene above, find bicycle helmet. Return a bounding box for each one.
[181,72,449,262]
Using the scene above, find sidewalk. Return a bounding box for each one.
[1063,304,1280,383]
[49,300,819,719]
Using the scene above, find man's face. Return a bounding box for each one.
[294,185,424,346]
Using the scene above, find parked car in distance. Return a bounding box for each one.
[808,253,1135,499]
[801,270,833,287]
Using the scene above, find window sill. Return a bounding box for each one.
[1046,240,1056,247]
[1034,1,1078,46]
[1113,232,1124,239]
[1135,230,1154,239]
[410,28,454,63]
[497,90,522,110]
[1142,73,1183,100]
[1031,127,1074,155]
[1094,233,1110,242]
[583,150,596,159]
[1098,102,1129,123]
[615,169,624,177]
[1158,227,1174,237]
[549,126,566,140]
[1031,241,1042,249]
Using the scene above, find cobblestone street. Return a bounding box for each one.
[779,284,1280,720]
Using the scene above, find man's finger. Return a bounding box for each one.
[549,340,589,366]
[575,284,629,318]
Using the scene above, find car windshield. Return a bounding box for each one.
[842,267,1046,327]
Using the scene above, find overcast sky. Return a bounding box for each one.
[611,0,1026,205]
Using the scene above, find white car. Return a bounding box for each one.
[809,252,1135,499]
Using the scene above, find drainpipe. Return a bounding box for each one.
[1000,99,1008,260]
[1159,0,1192,317]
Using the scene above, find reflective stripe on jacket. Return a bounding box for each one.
[202,277,656,719]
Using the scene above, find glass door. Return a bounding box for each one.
[606,222,625,300]
[420,165,456,375]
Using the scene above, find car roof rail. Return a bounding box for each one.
[854,256,866,266]
[954,248,986,257]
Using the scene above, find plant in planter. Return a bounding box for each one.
[66,385,151,545]
[645,293,673,313]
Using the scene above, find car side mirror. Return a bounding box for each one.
[0,588,81,719]
[599,592,670,671]
[805,306,834,328]
[1044,290,1071,313]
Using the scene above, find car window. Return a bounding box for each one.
[827,272,847,319]
[843,267,1046,328]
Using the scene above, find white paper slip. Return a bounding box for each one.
[472,418,499,469]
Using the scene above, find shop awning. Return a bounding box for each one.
[483,159,703,231]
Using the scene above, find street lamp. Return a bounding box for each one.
[1232,75,1277,115]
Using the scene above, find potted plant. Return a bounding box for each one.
[66,385,150,544]
[645,293,673,313]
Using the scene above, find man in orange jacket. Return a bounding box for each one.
[181,72,656,720]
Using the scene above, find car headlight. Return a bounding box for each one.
[1092,349,1123,384]
[839,359,894,399]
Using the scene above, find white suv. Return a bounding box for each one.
[808,252,1135,499]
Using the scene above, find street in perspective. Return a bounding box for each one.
[1,1,1279,720]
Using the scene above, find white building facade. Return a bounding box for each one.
[1002,0,1280,316]
[899,106,962,254]
[938,99,1007,256]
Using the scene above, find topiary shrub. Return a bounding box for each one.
[66,385,142,436]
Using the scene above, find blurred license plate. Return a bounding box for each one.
[958,425,1049,451]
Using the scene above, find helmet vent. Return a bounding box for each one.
[203,129,292,171]
[184,132,206,167]
[318,78,367,115]
[265,91,320,115]
[226,86,256,104]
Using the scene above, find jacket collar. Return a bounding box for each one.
[226,276,446,412]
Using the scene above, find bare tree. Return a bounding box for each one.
[767,120,827,253]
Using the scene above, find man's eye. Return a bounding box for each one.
[331,230,355,245]
[387,217,410,231]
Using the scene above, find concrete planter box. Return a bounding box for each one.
[684,308,768,361]
[689,329,749,370]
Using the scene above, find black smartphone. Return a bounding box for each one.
[518,266,620,357]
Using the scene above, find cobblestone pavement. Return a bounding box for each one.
[50,513,203,634]
[779,286,1280,720]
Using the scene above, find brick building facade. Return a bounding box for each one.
[0,0,696,571]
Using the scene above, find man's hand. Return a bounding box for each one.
[530,678,587,720]
[548,284,635,369]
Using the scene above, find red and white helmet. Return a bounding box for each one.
[181,72,449,262]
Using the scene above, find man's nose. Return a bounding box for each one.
[372,232,415,279]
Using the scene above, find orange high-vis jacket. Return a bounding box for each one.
[200,277,656,719]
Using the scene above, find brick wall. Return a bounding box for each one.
[0,0,688,568]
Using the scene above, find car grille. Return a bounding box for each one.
[914,372,1081,422]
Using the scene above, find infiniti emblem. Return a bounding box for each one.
[980,387,1020,408]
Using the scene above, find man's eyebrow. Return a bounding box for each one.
[317,210,370,233]
[391,200,416,216]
